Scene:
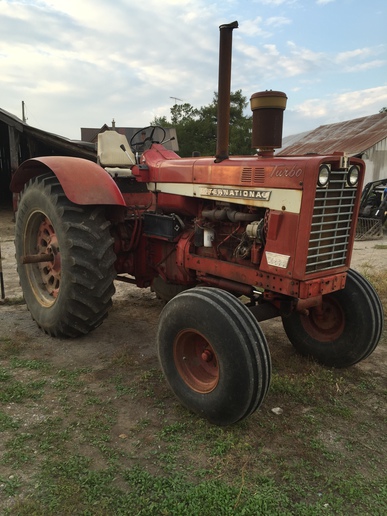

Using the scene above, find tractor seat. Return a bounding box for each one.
[97,131,136,177]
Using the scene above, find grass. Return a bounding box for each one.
[0,269,386,515]
[359,263,387,298]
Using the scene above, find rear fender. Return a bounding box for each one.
[10,156,127,207]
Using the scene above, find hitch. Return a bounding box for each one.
[21,253,54,264]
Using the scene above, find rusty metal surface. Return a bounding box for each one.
[355,217,384,240]
[278,112,387,156]
[215,21,238,162]
[11,156,126,206]
[21,253,54,264]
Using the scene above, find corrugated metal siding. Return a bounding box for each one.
[364,137,387,182]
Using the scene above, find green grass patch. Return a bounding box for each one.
[0,410,20,431]
[0,378,46,403]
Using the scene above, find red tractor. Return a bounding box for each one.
[10,22,383,426]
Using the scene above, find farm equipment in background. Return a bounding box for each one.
[10,22,383,426]
[356,179,387,240]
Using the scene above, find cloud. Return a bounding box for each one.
[293,86,387,121]
[266,16,292,27]
[236,39,328,86]
[239,17,270,37]
[333,46,386,72]
[1,0,224,135]
[255,0,298,5]
[334,86,387,112]
[351,60,387,72]
[239,15,292,36]
[283,85,387,135]
[1,0,386,139]
[335,48,373,63]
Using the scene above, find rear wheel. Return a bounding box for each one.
[15,173,116,337]
[281,269,383,367]
[157,287,271,426]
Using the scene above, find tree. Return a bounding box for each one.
[150,90,253,157]
[379,107,387,113]
[228,90,253,156]
[151,115,172,127]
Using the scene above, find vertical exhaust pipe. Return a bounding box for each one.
[215,21,238,163]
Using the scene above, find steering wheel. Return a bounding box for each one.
[130,126,166,152]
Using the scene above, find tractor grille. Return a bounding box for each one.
[306,170,357,273]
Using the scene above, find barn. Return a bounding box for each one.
[0,108,96,205]
[0,108,179,208]
[278,112,387,184]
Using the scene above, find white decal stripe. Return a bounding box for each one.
[147,182,302,213]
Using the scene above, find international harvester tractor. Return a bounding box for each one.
[11,22,383,425]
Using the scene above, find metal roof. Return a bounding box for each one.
[0,107,24,130]
[278,112,387,157]
[0,107,96,160]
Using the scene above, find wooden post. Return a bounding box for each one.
[8,126,20,174]
[0,242,5,299]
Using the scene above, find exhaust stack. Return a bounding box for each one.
[250,90,287,155]
[215,21,238,163]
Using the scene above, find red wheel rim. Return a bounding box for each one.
[24,211,61,307]
[301,296,345,342]
[173,329,219,393]
[36,217,61,298]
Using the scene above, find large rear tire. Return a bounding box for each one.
[281,269,383,368]
[15,173,116,337]
[157,287,271,426]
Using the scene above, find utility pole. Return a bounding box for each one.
[170,97,183,104]
[22,101,27,123]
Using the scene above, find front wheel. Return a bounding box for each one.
[15,173,116,337]
[157,287,271,426]
[281,269,383,368]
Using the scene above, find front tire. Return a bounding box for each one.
[281,269,383,367]
[157,287,271,426]
[15,173,116,337]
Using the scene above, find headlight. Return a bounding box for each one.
[347,165,359,186]
[318,165,330,187]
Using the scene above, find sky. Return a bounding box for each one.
[1,0,387,141]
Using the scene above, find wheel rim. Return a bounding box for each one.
[173,329,219,393]
[25,211,61,306]
[301,296,345,342]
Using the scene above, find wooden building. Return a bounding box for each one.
[0,108,96,204]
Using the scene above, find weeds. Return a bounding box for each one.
[359,263,387,298]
